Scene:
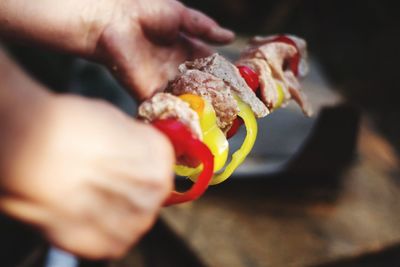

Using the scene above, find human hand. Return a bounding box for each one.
[91,0,235,100]
[0,94,174,259]
[0,0,234,100]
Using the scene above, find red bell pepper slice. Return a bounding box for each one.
[268,35,300,76]
[226,117,243,139]
[152,119,214,206]
[237,65,260,92]
[227,65,258,139]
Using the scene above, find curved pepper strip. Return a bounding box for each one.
[208,95,258,185]
[152,119,214,206]
[175,94,229,177]
[274,82,285,110]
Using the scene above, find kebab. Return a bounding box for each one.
[138,35,311,205]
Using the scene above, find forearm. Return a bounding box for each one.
[0,46,50,118]
[0,0,107,56]
[0,47,53,178]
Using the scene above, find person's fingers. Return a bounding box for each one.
[180,8,235,44]
[178,34,215,60]
[0,197,52,227]
[97,26,218,101]
[144,34,214,90]
[48,224,127,259]
[86,183,158,245]
[95,26,148,100]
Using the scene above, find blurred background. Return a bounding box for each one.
[1,0,400,267]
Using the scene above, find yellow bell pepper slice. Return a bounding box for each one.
[208,95,258,185]
[175,94,229,177]
[274,82,285,110]
[178,94,205,115]
[175,164,201,177]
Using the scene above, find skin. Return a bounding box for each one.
[0,0,234,260]
[0,48,174,259]
[0,0,234,99]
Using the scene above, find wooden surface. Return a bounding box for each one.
[160,120,400,267]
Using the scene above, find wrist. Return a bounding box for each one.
[0,0,113,57]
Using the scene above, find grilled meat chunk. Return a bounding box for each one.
[138,93,202,139]
[169,69,239,132]
[237,58,289,110]
[240,36,312,116]
[249,35,309,77]
[179,53,269,118]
